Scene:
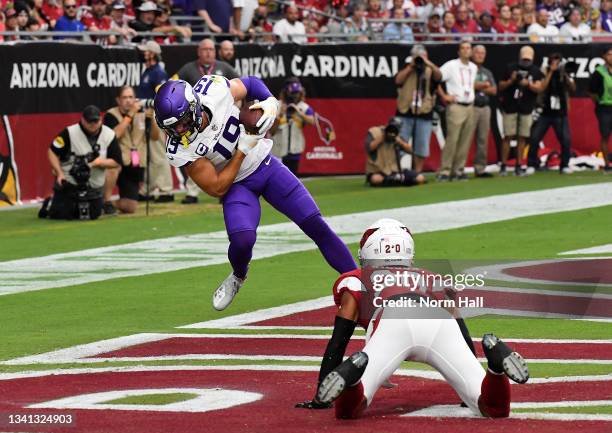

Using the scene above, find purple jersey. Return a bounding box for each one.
[539,3,567,27]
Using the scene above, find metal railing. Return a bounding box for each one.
[1,29,610,44]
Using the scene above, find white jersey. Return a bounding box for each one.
[165,75,272,182]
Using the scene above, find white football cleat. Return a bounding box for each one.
[212,273,244,311]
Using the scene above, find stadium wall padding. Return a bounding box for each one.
[0,42,607,203]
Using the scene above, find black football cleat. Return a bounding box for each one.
[482,334,529,384]
[317,352,368,405]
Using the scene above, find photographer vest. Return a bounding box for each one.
[366,126,399,176]
[272,101,310,157]
[595,65,612,106]
[61,124,115,189]
[106,107,148,166]
[397,66,435,116]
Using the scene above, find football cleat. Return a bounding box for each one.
[482,334,529,384]
[212,273,244,311]
[317,352,369,404]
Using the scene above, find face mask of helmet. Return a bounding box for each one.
[154,81,205,144]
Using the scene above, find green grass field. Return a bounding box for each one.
[0,172,611,422]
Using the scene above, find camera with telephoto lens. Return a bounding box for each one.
[138,99,155,112]
[384,117,402,144]
[549,54,579,76]
[69,146,100,220]
[414,55,426,74]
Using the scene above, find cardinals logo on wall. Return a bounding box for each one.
[0,116,20,206]
[314,113,336,146]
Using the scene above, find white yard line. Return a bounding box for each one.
[560,244,612,255]
[2,183,612,295]
[403,404,612,421]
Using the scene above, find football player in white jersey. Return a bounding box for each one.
[298,219,529,419]
[154,76,357,310]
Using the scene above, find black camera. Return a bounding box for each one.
[384,117,402,143]
[68,147,100,220]
[138,99,155,112]
[414,55,426,74]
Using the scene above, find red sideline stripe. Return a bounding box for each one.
[0,370,609,433]
[92,337,612,360]
[504,259,612,285]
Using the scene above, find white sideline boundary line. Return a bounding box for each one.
[3,183,612,295]
[3,331,611,366]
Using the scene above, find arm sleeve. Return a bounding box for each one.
[50,128,71,159]
[240,76,273,101]
[305,105,314,115]
[439,61,451,82]
[106,137,123,166]
[103,112,119,129]
[317,315,357,385]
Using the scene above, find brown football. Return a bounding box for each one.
[239,101,263,134]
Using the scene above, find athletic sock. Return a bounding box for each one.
[298,214,357,274]
[478,369,511,418]
[227,230,256,280]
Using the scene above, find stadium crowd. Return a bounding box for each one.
[1,0,611,43]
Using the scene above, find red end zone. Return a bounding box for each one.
[0,369,609,433]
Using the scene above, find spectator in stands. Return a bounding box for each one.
[41,0,63,29]
[601,0,612,32]
[129,1,190,42]
[495,5,518,33]
[528,8,560,40]
[539,0,566,27]
[442,10,458,34]
[511,5,524,30]
[53,0,85,37]
[26,16,43,36]
[2,7,19,40]
[580,0,602,30]
[560,7,592,39]
[135,40,174,203]
[193,0,232,34]
[15,2,29,31]
[527,52,575,174]
[218,40,235,64]
[417,0,445,21]
[365,117,426,187]
[394,44,442,173]
[383,6,414,40]
[453,4,479,33]
[273,4,307,43]
[103,86,160,214]
[437,40,478,181]
[173,38,238,204]
[427,12,443,35]
[477,11,497,38]
[82,0,113,44]
[523,0,537,15]
[388,0,416,17]
[472,44,497,178]
[246,5,274,42]
[589,46,612,172]
[367,0,388,34]
[602,0,612,32]
[270,78,315,175]
[109,0,136,44]
[523,11,537,30]
[234,0,258,36]
[498,46,543,176]
[325,3,349,34]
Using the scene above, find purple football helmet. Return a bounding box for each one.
[154,80,204,143]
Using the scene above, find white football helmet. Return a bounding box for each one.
[358,219,414,268]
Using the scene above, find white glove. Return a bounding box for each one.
[237,125,263,156]
[250,96,279,135]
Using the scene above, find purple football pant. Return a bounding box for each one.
[223,155,357,280]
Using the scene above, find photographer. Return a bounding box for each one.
[589,46,612,173]
[271,78,315,175]
[394,44,442,173]
[528,53,576,174]
[136,40,173,203]
[365,117,427,187]
[41,105,121,220]
[498,46,544,176]
[103,86,160,214]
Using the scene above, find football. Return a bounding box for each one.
[239,101,263,134]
